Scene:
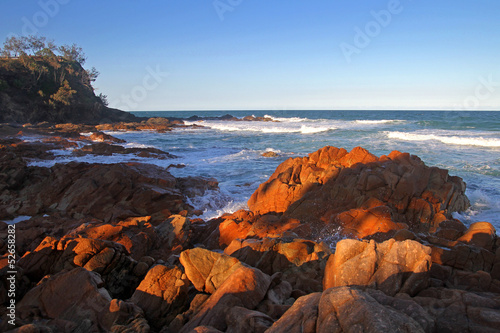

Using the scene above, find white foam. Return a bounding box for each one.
[387,131,500,147]
[452,189,500,227]
[186,120,335,135]
[264,115,308,122]
[186,188,248,221]
[355,119,403,124]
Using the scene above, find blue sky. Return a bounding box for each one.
[1,0,499,111]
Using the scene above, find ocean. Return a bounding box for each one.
[36,110,500,230]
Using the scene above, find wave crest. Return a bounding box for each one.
[387,131,500,147]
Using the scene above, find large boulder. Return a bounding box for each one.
[130,264,190,330]
[13,268,148,332]
[248,146,469,233]
[323,239,432,296]
[317,286,424,332]
[17,236,145,299]
[265,292,321,333]
[179,266,271,332]
[225,237,331,293]
[180,248,246,294]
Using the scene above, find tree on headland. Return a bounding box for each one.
[0,35,104,111]
[1,36,28,57]
[58,43,86,65]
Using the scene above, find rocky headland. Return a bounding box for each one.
[1,128,500,332]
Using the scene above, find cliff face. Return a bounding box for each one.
[0,55,136,124]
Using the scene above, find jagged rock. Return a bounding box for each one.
[323,239,432,296]
[265,293,321,333]
[225,237,330,292]
[130,264,189,330]
[225,306,273,333]
[17,236,143,299]
[317,286,424,332]
[248,146,469,233]
[180,248,245,294]
[13,268,147,333]
[179,266,271,332]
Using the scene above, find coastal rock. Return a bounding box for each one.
[15,267,147,332]
[225,306,274,333]
[73,142,176,159]
[156,215,192,249]
[67,216,158,260]
[261,151,279,158]
[265,293,321,333]
[0,160,191,222]
[267,285,500,333]
[179,247,245,294]
[457,221,497,251]
[323,239,432,296]
[89,131,126,143]
[17,236,144,299]
[179,266,271,332]
[317,286,423,332]
[130,264,190,330]
[248,146,469,233]
[225,237,330,292]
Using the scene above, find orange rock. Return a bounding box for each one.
[179,265,271,332]
[323,239,432,296]
[334,206,406,241]
[248,146,470,234]
[180,248,245,293]
[130,264,189,330]
[457,222,497,251]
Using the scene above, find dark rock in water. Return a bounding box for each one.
[73,142,177,159]
[261,151,279,158]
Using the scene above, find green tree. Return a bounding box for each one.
[26,36,48,55]
[50,80,76,106]
[58,43,86,65]
[87,66,99,82]
[2,36,28,57]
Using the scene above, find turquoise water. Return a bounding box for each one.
[38,110,500,228]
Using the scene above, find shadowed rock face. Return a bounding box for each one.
[323,238,432,296]
[248,146,470,233]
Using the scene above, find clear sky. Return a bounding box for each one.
[1,0,499,111]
